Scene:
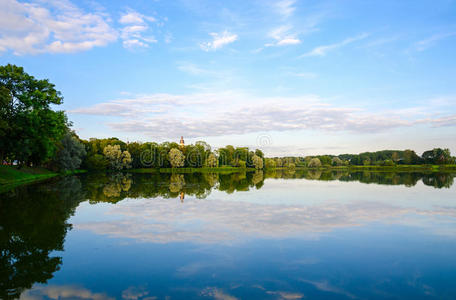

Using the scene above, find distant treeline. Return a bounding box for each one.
[80,137,455,171]
[266,148,456,168]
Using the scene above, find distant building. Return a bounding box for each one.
[180,136,185,148]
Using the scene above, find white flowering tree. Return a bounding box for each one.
[103,145,132,170]
[169,148,185,168]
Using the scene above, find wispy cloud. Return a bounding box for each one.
[0,0,117,55]
[200,30,238,51]
[266,25,301,47]
[275,0,297,19]
[177,62,213,75]
[119,9,157,50]
[120,11,156,25]
[21,285,114,300]
[415,32,456,51]
[201,287,238,300]
[76,195,456,244]
[300,280,356,299]
[300,33,369,57]
[69,91,455,139]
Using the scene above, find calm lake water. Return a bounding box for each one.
[1,170,456,299]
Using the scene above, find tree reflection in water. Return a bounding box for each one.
[0,177,84,300]
[0,170,454,299]
[80,170,455,204]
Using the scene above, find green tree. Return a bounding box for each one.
[84,154,107,170]
[264,158,276,169]
[205,153,218,167]
[103,145,132,170]
[255,149,264,158]
[275,157,283,167]
[391,152,399,163]
[0,64,68,166]
[169,148,185,168]
[54,131,86,171]
[252,154,264,169]
[403,149,421,165]
[422,148,453,164]
[331,157,343,166]
[127,142,143,168]
[308,158,322,168]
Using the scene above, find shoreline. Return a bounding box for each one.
[2,164,455,192]
[0,166,87,193]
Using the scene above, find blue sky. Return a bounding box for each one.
[1,0,455,156]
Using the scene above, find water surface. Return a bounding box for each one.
[1,170,456,299]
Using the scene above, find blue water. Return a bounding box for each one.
[3,172,456,299]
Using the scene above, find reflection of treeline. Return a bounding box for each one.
[0,177,85,299]
[84,169,455,204]
[83,171,265,203]
[264,169,455,188]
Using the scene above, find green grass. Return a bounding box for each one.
[0,165,87,192]
[0,165,56,184]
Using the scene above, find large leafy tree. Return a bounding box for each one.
[103,145,132,170]
[169,148,185,168]
[0,64,68,165]
[54,131,87,171]
[252,154,264,169]
[422,148,453,164]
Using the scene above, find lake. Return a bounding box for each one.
[1,170,456,299]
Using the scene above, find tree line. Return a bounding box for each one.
[81,138,265,170]
[266,148,455,169]
[1,64,454,173]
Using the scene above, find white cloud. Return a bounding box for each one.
[20,285,114,300]
[275,0,297,18]
[69,91,455,139]
[119,10,157,50]
[267,25,301,47]
[0,0,117,55]
[120,11,156,25]
[201,287,238,300]
[277,38,301,45]
[75,194,456,244]
[415,32,456,51]
[200,31,238,51]
[300,33,369,57]
[300,280,356,299]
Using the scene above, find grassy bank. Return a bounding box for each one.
[0,165,86,192]
[129,166,256,174]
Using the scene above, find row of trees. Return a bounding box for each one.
[82,138,266,170]
[269,148,455,168]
